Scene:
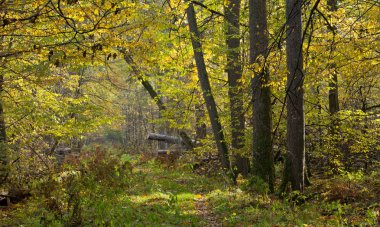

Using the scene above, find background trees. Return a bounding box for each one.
[0,0,378,197]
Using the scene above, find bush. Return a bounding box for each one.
[34,148,133,225]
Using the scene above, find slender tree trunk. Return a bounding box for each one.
[195,103,207,141]
[225,0,249,177]
[0,76,5,145]
[327,0,343,172]
[186,1,231,173]
[0,33,8,184]
[123,54,194,148]
[0,74,7,185]
[124,54,166,112]
[329,74,339,114]
[327,0,339,115]
[250,0,274,191]
[283,0,306,192]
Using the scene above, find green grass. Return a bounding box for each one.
[1,153,379,226]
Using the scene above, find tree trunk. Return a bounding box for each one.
[0,33,8,185]
[328,0,339,115]
[123,54,166,112]
[327,0,344,172]
[123,53,194,149]
[147,132,195,150]
[250,0,274,192]
[186,1,231,174]
[0,74,7,185]
[195,103,207,142]
[225,0,249,177]
[283,0,306,192]
[329,73,339,114]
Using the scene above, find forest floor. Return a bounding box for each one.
[1,148,379,226]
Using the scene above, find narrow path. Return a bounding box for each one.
[194,195,220,226]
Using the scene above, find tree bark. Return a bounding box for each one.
[0,74,7,185]
[250,0,274,192]
[147,132,195,150]
[284,0,306,192]
[328,0,339,115]
[186,1,231,174]
[329,73,339,114]
[195,103,207,142]
[225,0,249,177]
[147,133,182,144]
[0,34,8,185]
[327,0,344,172]
[327,0,339,119]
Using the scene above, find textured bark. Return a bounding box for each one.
[186,1,231,173]
[225,0,249,177]
[284,0,306,192]
[250,0,274,191]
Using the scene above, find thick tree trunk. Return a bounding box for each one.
[186,1,231,173]
[225,0,249,177]
[250,0,274,191]
[284,0,306,192]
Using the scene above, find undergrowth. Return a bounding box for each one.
[1,147,379,226]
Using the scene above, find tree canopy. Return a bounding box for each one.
[0,0,379,225]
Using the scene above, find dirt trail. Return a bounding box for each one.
[194,195,220,226]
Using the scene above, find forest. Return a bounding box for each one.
[0,0,379,226]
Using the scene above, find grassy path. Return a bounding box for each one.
[124,161,225,226]
[1,155,379,226]
[195,194,219,226]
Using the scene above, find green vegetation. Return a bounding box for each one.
[0,0,379,226]
[1,147,378,226]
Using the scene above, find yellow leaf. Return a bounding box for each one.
[194,194,203,199]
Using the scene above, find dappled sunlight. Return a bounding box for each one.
[0,0,379,226]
